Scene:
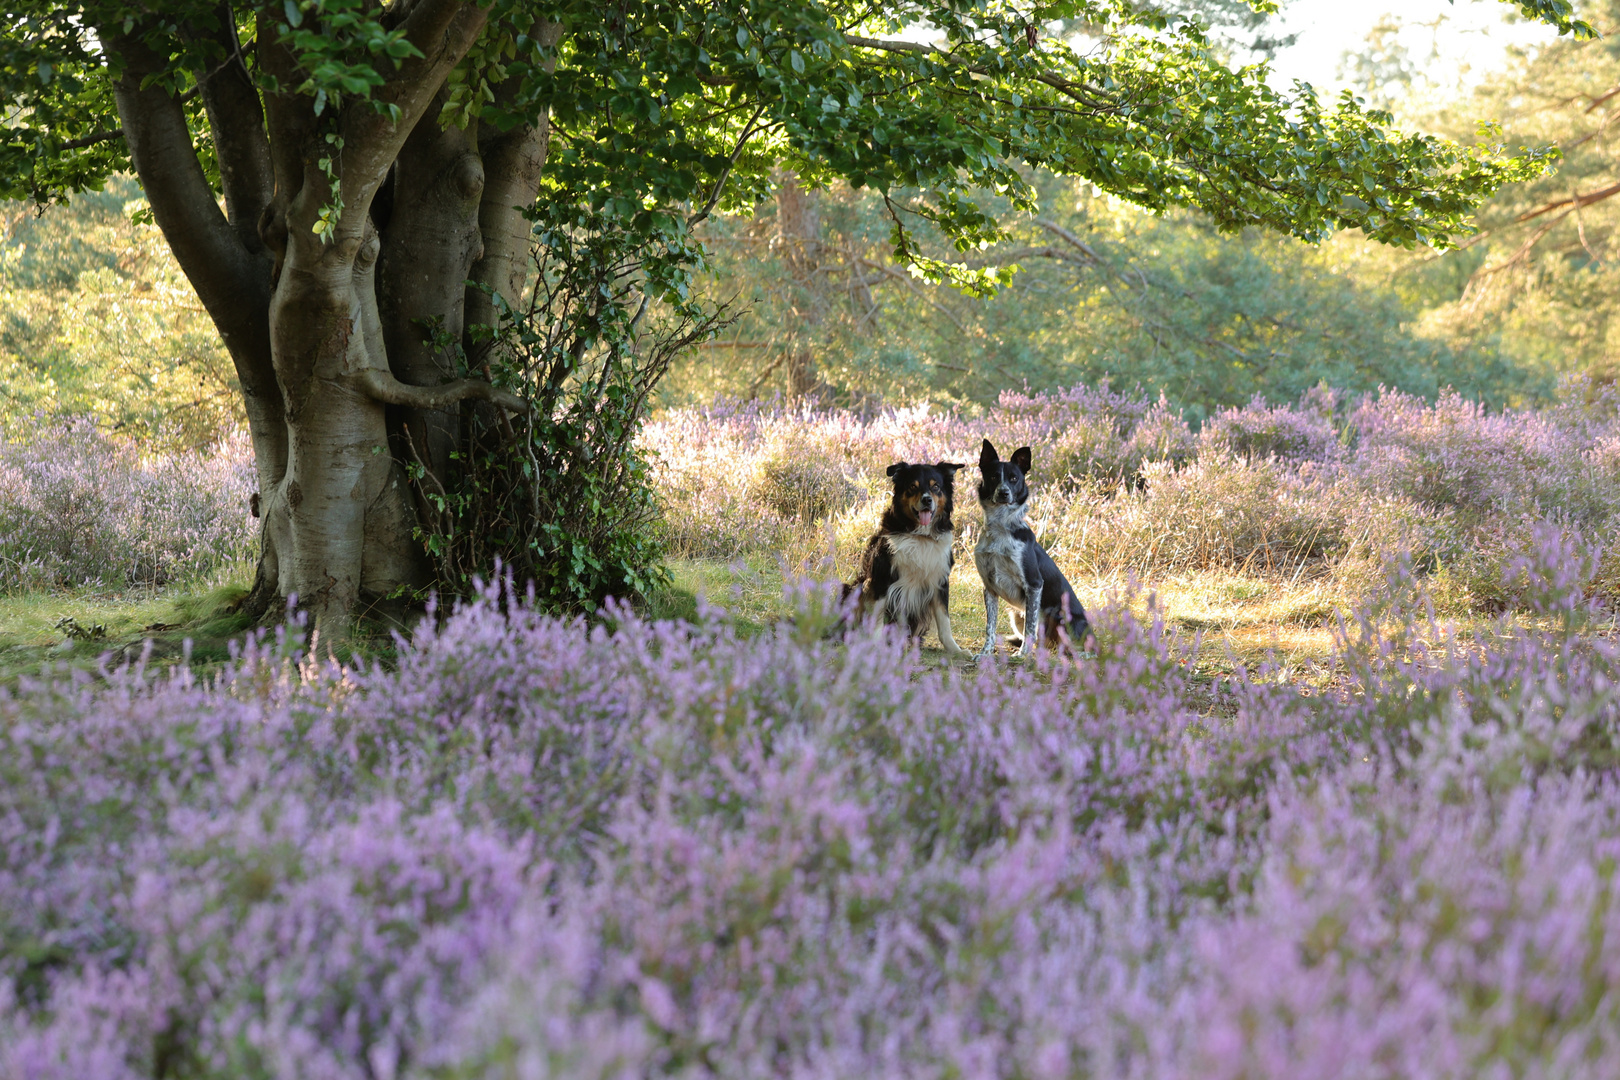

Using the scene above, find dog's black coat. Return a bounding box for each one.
[842,460,967,656]
[973,439,1090,655]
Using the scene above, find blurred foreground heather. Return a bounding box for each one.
[3,527,1619,1078]
[0,418,255,592]
[644,378,1620,614]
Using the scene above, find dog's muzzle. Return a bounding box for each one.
[994,486,1013,504]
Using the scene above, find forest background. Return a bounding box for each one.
[4,0,1618,445]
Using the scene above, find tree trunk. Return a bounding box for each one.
[106,4,529,630]
[775,171,826,399]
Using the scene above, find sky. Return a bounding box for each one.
[1265,0,1562,95]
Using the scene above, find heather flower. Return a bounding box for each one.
[0,417,255,591]
[1203,392,1341,464]
[2,544,1617,1077]
[646,378,1620,607]
[6,381,1620,1076]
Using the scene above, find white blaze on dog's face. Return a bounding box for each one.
[977,439,1031,509]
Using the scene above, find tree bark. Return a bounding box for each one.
[463,20,564,353]
[377,89,485,515]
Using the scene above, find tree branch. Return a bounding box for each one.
[854,256,971,333]
[345,0,490,194]
[60,85,206,151]
[195,1,273,254]
[1467,216,1565,302]
[1032,218,1103,261]
[1514,181,1620,224]
[106,29,261,343]
[355,367,526,413]
[257,11,318,204]
[105,22,285,485]
[465,19,563,348]
[842,33,1117,112]
[60,127,124,151]
[688,104,769,227]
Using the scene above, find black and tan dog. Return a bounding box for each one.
[842,460,968,658]
[974,439,1090,657]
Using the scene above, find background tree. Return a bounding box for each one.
[675,172,1550,417]
[694,0,1308,405]
[0,176,243,447]
[0,0,1587,625]
[1410,0,1620,383]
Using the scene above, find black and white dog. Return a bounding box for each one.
[843,460,968,658]
[974,439,1090,657]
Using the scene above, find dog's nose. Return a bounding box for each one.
[995,487,1012,504]
[919,495,934,509]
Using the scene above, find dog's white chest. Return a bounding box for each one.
[974,519,1028,604]
[883,530,953,620]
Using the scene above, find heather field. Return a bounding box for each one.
[6,384,1620,1077]
[645,381,1620,662]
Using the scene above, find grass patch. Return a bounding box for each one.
[653,557,1353,682]
[0,557,1376,690]
[0,575,262,683]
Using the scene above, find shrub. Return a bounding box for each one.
[1203,390,1341,463]
[0,417,255,592]
[988,381,1195,491]
[1350,388,1563,518]
[413,204,731,610]
[1049,452,1353,575]
[749,454,863,523]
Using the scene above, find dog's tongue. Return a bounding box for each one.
[917,509,934,529]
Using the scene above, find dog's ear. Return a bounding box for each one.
[886,461,908,479]
[936,462,964,476]
[978,439,998,470]
[1011,446,1033,475]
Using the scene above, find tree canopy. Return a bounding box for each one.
[0,0,1588,262]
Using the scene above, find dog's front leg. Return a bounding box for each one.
[978,588,999,658]
[1018,584,1043,657]
[933,600,967,660]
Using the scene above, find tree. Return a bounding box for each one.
[0,0,1589,626]
[1402,0,1620,382]
[682,176,1552,415]
[723,1,1303,403]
